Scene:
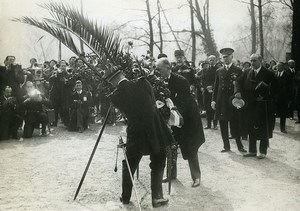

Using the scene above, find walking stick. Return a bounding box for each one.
[118,136,142,211]
[136,165,139,180]
[73,105,112,200]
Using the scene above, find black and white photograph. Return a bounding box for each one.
[0,0,299,210]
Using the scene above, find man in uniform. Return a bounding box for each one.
[211,48,246,153]
[104,66,172,207]
[236,54,277,159]
[156,57,205,188]
[173,50,196,95]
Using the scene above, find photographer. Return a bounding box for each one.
[22,81,49,138]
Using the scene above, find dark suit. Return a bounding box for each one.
[236,66,277,155]
[202,65,218,128]
[286,68,297,118]
[111,77,173,201]
[167,73,205,180]
[212,64,244,151]
[69,90,91,131]
[275,71,292,131]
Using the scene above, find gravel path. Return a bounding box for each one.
[0,118,299,210]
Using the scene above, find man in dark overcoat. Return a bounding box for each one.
[275,62,292,133]
[105,67,173,207]
[202,55,218,129]
[236,54,277,159]
[156,57,205,188]
[211,48,246,153]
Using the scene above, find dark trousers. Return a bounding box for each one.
[187,153,201,180]
[122,149,166,201]
[219,120,244,150]
[280,117,286,131]
[206,110,217,128]
[248,135,268,155]
[166,147,200,180]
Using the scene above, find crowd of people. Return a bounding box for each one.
[1,48,299,207]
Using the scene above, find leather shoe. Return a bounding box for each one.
[221,149,230,153]
[152,198,169,208]
[192,178,200,187]
[238,148,247,153]
[281,130,287,133]
[120,196,130,205]
[162,177,176,183]
[295,121,300,124]
[243,152,256,157]
[257,153,266,159]
[204,126,211,129]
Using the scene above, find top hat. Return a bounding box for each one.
[220,48,234,56]
[103,65,122,82]
[174,50,184,57]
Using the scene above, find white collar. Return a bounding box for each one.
[77,90,82,94]
[225,63,233,69]
[254,66,262,73]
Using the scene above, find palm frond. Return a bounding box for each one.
[13,16,81,56]
[41,2,123,64]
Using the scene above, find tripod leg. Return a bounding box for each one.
[74,105,112,200]
[121,147,142,211]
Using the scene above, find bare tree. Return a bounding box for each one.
[157,0,163,53]
[146,0,154,56]
[189,0,196,62]
[193,0,218,57]
[250,0,257,54]
[258,0,264,58]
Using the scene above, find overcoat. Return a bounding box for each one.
[212,64,242,121]
[202,65,217,111]
[236,66,277,139]
[168,73,205,160]
[275,71,292,117]
[110,77,173,157]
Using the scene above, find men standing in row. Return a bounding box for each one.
[156,57,205,187]
[236,54,277,159]
[104,66,173,207]
[202,55,218,129]
[211,48,246,153]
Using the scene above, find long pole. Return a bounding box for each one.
[80,0,84,54]
[74,105,112,200]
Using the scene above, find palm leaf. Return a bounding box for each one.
[13,16,81,56]
[41,2,123,64]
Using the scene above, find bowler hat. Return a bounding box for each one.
[174,50,184,57]
[103,65,122,81]
[220,48,234,56]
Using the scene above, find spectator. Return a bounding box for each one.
[69,80,92,133]
[0,86,19,140]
